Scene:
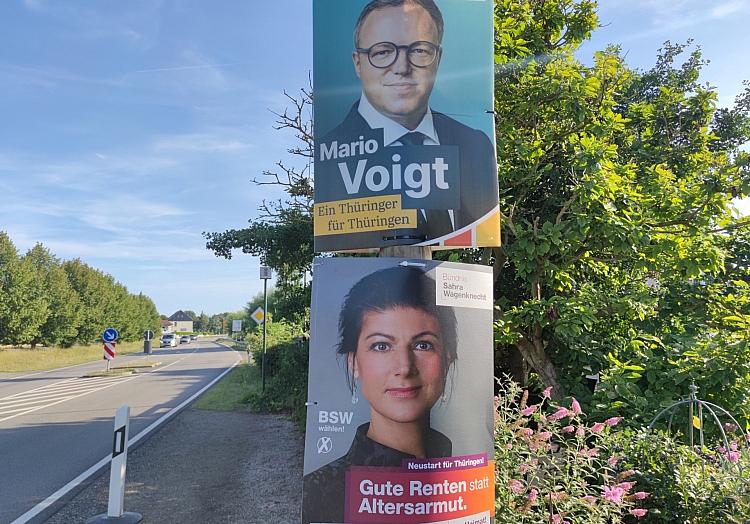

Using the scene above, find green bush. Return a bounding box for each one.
[606,427,750,523]
[245,320,300,358]
[242,320,308,427]
[495,378,647,523]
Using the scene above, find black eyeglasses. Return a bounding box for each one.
[356,41,441,68]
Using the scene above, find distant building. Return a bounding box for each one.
[160,319,175,334]
[168,310,194,332]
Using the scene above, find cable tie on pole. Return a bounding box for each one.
[399,261,427,268]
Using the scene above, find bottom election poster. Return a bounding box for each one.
[302,257,495,524]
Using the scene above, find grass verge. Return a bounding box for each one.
[0,341,147,373]
[193,361,260,411]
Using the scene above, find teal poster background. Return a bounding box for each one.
[313,0,495,139]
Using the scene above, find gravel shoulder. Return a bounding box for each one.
[46,408,304,523]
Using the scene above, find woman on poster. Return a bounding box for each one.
[302,266,458,523]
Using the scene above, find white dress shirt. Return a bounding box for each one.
[357,93,440,146]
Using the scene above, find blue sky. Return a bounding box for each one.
[1,0,748,316]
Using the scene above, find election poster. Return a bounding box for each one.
[302,257,495,524]
[313,0,500,252]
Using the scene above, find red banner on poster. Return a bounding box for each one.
[344,457,494,523]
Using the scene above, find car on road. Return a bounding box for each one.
[160,334,177,348]
[190,335,198,341]
[180,335,190,344]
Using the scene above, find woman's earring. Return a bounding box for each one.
[351,383,359,405]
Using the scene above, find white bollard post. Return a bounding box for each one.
[86,405,142,523]
[108,405,129,517]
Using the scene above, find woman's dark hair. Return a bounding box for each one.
[353,0,445,47]
[337,266,457,390]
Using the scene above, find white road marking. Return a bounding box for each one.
[10,348,240,524]
[0,375,139,423]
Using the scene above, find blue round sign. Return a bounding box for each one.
[102,328,119,342]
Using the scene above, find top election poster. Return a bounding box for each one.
[302,257,495,524]
[313,0,500,252]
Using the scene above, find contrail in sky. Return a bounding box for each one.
[133,62,248,73]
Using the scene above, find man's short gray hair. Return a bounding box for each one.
[353,0,444,47]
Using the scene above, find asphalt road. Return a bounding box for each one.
[0,338,240,524]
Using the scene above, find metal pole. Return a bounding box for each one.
[262,277,268,392]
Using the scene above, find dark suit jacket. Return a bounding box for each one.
[302,423,452,524]
[314,102,498,252]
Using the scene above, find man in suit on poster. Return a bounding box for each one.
[315,0,498,251]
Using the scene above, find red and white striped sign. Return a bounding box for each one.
[103,341,116,360]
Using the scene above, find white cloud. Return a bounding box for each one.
[710,0,747,18]
[153,133,255,153]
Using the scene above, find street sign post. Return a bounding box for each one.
[259,267,272,392]
[102,328,119,372]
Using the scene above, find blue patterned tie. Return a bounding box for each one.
[398,132,453,236]
[400,132,426,146]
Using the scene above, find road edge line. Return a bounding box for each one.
[10,352,242,524]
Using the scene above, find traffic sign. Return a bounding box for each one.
[251,307,265,325]
[103,341,116,360]
[143,330,154,341]
[103,328,119,343]
[231,320,243,333]
[260,266,272,280]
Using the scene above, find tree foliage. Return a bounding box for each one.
[491,1,750,426]
[0,233,48,345]
[0,232,160,347]
[203,2,750,427]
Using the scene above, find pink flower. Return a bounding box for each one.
[605,416,623,426]
[607,455,620,466]
[518,463,530,474]
[551,514,562,524]
[580,447,599,458]
[521,405,538,416]
[730,440,739,452]
[508,479,524,495]
[591,422,605,434]
[602,485,625,504]
[723,422,738,433]
[630,508,648,518]
[616,481,636,492]
[582,495,597,505]
[550,407,571,421]
[576,426,586,438]
[506,443,513,450]
[632,492,650,500]
[518,428,533,438]
[571,397,582,415]
[537,431,552,441]
[728,451,740,463]
[562,425,575,433]
[745,431,750,443]
[527,488,538,502]
[543,386,553,398]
